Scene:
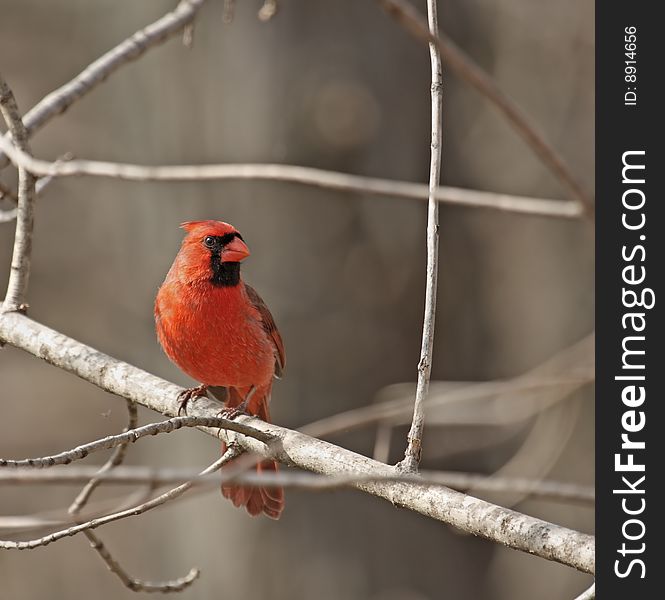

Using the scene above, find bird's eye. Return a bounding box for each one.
[203,236,215,249]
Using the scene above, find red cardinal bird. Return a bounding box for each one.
[155,220,285,519]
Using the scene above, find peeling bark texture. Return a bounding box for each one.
[0,312,595,574]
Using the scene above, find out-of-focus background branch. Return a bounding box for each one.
[1,1,593,599]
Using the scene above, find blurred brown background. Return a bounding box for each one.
[0,1,594,599]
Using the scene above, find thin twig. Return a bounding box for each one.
[0,312,595,573]
[0,137,581,218]
[35,152,74,195]
[0,487,159,536]
[0,153,73,223]
[397,0,442,474]
[0,466,595,505]
[0,75,36,314]
[0,448,240,550]
[303,332,594,438]
[0,0,209,171]
[307,374,591,435]
[376,0,594,217]
[0,416,270,468]
[67,401,198,593]
[83,531,199,593]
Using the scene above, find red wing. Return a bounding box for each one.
[245,284,286,377]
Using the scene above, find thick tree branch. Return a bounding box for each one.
[0,75,36,313]
[0,136,581,218]
[0,0,209,170]
[376,0,594,217]
[397,0,442,474]
[0,312,594,573]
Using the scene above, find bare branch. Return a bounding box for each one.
[0,466,595,505]
[0,75,36,313]
[0,448,240,550]
[66,401,199,593]
[83,531,199,593]
[0,137,581,219]
[0,312,594,573]
[0,0,209,170]
[376,0,594,217]
[397,0,442,475]
[0,416,271,469]
[0,153,73,223]
[34,152,74,195]
[0,487,160,536]
[0,0,589,231]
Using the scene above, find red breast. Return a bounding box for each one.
[155,221,276,388]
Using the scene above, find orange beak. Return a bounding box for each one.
[221,236,250,262]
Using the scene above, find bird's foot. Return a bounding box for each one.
[215,405,248,437]
[177,384,209,416]
[217,386,256,420]
[216,404,248,421]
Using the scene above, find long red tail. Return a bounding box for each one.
[220,386,284,520]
